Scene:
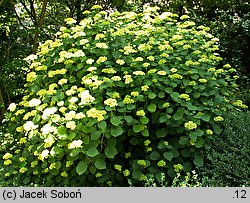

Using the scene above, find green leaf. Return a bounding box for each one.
[141,129,149,137]
[179,136,189,145]
[165,87,173,93]
[193,154,204,167]
[70,149,80,157]
[133,124,144,133]
[110,116,123,126]
[186,102,198,111]
[193,92,200,99]
[159,115,168,123]
[91,130,102,140]
[190,129,204,139]
[158,92,165,98]
[156,128,167,138]
[148,92,157,99]
[107,137,116,147]
[86,147,99,157]
[98,121,107,131]
[76,63,83,70]
[124,115,133,123]
[148,103,157,112]
[213,124,222,134]
[183,79,190,86]
[181,149,191,158]
[105,146,118,159]
[112,51,121,59]
[94,159,106,170]
[173,107,185,120]
[33,114,41,124]
[111,126,124,137]
[69,76,76,83]
[201,114,210,122]
[140,117,149,124]
[127,104,136,110]
[57,126,67,140]
[150,151,160,161]
[76,123,83,131]
[132,169,142,179]
[170,92,180,100]
[163,152,173,161]
[195,139,204,148]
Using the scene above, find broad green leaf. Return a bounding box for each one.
[70,149,80,157]
[76,122,83,131]
[82,125,90,133]
[68,132,76,140]
[158,92,165,98]
[133,124,144,133]
[190,129,204,139]
[111,126,124,137]
[148,103,157,112]
[110,116,123,126]
[132,169,142,179]
[213,124,222,134]
[173,107,185,121]
[140,117,149,124]
[156,128,167,138]
[89,165,96,174]
[193,92,200,99]
[193,154,204,167]
[181,149,191,158]
[86,147,99,157]
[170,92,179,100]
[107,137,116,147]
[127,104,136,110]
[186,102,198,111]
[159,115,168,123]
[183,79,190,86]
[201,114,210,122]
[33,114,41,124]
[112,51,121,59]
[55,162,62,170]
[141,129,149,137]
[124,115,133,123]
[50,146,64,157]
[195,139,204,148]
[163,152,173,161]
[179,136,189,145]
[105,146,118,159]
[148,92,157,99]
[98,121,107,131]
[91,130,102,140]
[94,159,106,170]
[185,87,192,93]
[165,87,173,93]
[150,151,160,161]
[83,135,90,144]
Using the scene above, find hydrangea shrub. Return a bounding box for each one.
[0,5,246,186]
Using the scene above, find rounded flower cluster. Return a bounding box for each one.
[184,121,197,130]
[104,98,118,108]
[136,110,146,117]
[214,116,224,122]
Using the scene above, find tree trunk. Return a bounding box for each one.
[0,86,5,121]
[32,0,49,53]
[76,0,81,23]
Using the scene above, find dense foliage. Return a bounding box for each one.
[1,0,250,118]
[200,111,250,187]
[0,6,246,186]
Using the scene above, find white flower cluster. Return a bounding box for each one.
[78,90,95,106]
